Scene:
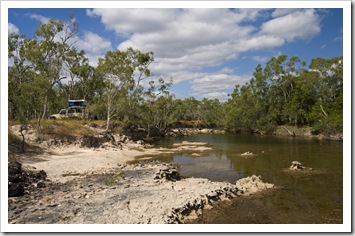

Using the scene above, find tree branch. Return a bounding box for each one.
[319,104,328,117]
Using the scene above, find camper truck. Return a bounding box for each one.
[49,100,87,120]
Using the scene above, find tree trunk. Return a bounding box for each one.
[19,125,26,152]
[38,96,48,131]
[106,104,111,131]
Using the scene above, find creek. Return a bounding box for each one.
[141,133,343,224]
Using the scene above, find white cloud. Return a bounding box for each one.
[271,8,300,18]
[76,31,112,54]
[87,8,176,37]
[29,13,50,24]
[261,9,321,42]
[87,8,322,100]
[252,55,270,63]
[8,23,19,35]
[188,69,251,101]
[75,32,112,66]
[236,35,285,52]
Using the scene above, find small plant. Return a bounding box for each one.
[106,171,124,185]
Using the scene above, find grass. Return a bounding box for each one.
[39,119,108,138]
[106,171,124,185]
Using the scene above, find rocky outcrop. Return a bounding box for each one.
[8,161,274,224]
[8,158,47,197]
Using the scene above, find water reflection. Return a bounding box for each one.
[148,133,343,223]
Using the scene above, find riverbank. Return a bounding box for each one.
[164,126,342,141]
[8,125,274,224]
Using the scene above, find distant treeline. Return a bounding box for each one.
[8,16,342,136]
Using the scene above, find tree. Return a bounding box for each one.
[94,50,132,130]
[21,16,79,129]
[308,57,343,134]
[140,77,173,136]
[61,48,90,100]
[200,98,224,128]
[264,55,306,125]
[93,48,155,130]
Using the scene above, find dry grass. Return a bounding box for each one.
[40,120,96,137]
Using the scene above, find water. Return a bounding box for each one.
[142,134,343,224]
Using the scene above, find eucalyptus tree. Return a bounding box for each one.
[19,16,80,128]
[8,33,34,121]
[94,50,132,130]
[139,77,173,136]
[93,48,155,130]
[200,98,224,128]
[61,48,91,100]
[307,56,343,134]
[263,55,306,125]
[124,48,154,122]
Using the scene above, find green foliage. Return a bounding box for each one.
[224,55,343,135]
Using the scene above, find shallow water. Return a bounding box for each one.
[142,134,343,224]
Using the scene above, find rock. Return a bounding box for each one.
[8,182,24,197]
[290,161,304,170]
[8,160,275,224]
[8,159,22,177]
[136,140,145,146]
[240,151,254,156]
[81,135,110,148]
[36,181,46,188]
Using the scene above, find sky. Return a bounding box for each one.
[7,6,343,102]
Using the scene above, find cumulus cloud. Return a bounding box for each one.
[77,31,109,54]
[75,31,112,66]
[261,9,321,42]
[251,55,270,63]
[87,8,322,100]
[8,23,19,35]
[190,72,250,100]
[271,8,300,18]
[29,13,50,24]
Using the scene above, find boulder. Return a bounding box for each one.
[290,161,304,170]
[8,158,47,197]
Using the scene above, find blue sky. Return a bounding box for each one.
[7,6,343,101]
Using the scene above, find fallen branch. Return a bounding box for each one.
[282,126,296,137]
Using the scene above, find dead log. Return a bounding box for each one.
[282,126,296,137]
